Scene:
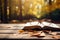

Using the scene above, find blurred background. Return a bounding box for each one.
[0,0,60,23]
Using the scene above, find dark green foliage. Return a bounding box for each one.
[50,9,60,21]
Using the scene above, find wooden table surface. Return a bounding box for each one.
[0,24,60,39]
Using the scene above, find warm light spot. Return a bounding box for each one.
[35,3,42,9]
[16,6,18,9]
[34,2,37,5]
[54,0,56,3]
[22,0,25,4]
[7,6,9,16]
[22,6,24,9]
[30,3,33,8]
[36,15,41,18]
[51,0,54,2]
[11,20,19,23]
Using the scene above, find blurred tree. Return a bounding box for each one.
[0,0,8,23]
[3,0,8,23]
[0,0,2,22]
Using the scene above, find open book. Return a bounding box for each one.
[21,21,60,31]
